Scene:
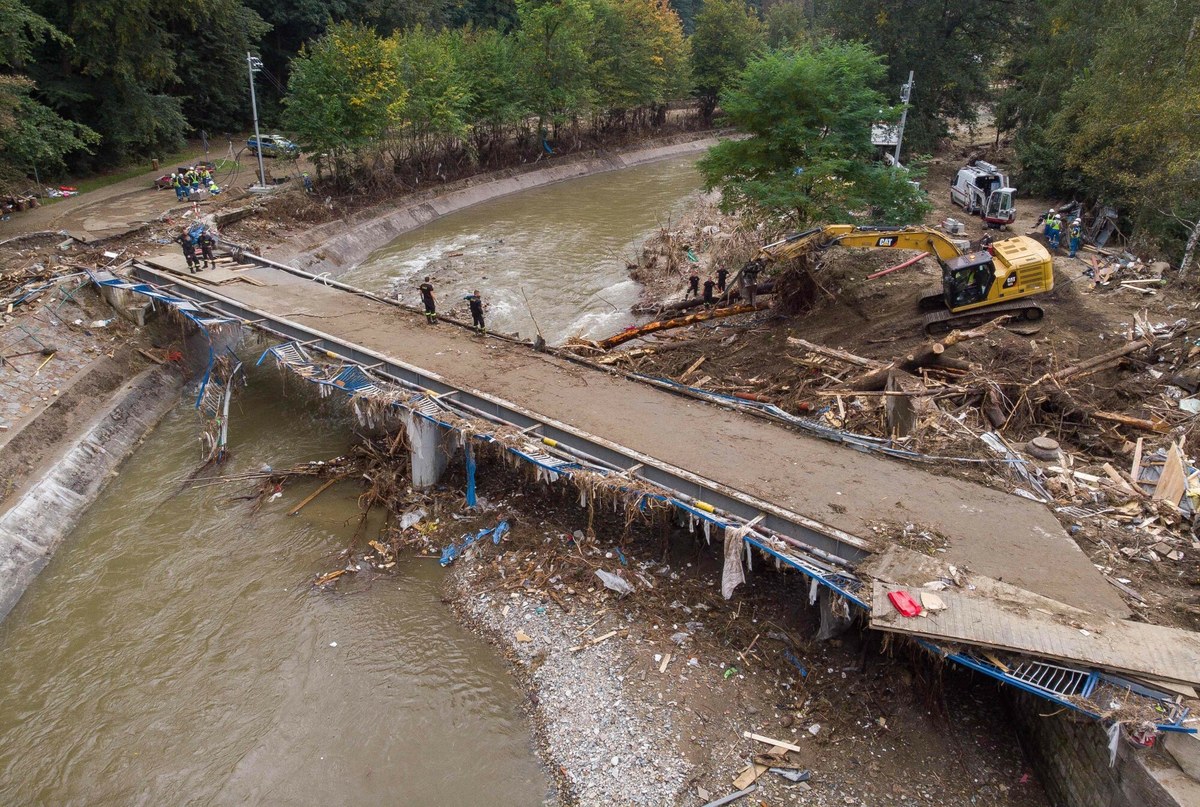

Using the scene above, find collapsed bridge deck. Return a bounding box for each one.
[132,252,1127,620]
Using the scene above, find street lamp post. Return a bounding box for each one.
[893,71,914,166]
[247,52,267,190]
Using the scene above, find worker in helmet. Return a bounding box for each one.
[1068,218,1083,258]
[1043,208,1056,239]
[1048,215,1063,250]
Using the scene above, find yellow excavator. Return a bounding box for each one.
[745,224,1054,334]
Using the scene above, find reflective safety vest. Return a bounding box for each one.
[1069,222,1082,239]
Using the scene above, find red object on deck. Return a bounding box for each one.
[887,590,923,617]
[867,251,930,280]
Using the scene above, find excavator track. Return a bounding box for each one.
[921,299,1044,336]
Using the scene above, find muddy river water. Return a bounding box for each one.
[345,154,705,343]
[0,155,702,804]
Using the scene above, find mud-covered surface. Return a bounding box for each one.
[440,463,1050,806]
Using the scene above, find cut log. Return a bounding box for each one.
[1090,411,1169,434]
[597,304,761,350]
[902,317,1010,371]
[786,337,884,369]
[1040,339,1154,383]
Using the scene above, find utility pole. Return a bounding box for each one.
[893,71,914,166]
[247,52,267,190]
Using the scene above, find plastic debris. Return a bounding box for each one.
[439,519,509,566]
[770,768,812,783]
[595,569,635,596]
[887,590,923,617]
[400,508,426,531]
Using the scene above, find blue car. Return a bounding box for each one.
[247,134,299,158]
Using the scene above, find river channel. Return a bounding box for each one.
[0,154,704,805]
[345,154,705,343]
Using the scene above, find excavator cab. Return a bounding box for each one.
[983,187,1016,226]
[942,252,996,310]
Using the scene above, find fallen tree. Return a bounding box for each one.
[596,303,763,350]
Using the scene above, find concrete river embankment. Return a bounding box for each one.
[0,152,708,803]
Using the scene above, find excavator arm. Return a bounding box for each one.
[754,225,968,265]
[743,223,1054,334]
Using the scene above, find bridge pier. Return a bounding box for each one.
[406,415,459,490]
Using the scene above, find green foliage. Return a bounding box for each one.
[281,21,406,171]
[690,0,763,121]
[172,1,271,133]
[395,26,471,158]
[514,0,597,127]
[1,81,99,178]
[590,0,691,113]
[23,0,271,167]
[764,1,811,49]
[666,0,697,34]
[817,0,1019,154]
[1001,0,1200,267]
[698,43,928,228]
[0,0,96,188]
[454,26,526,146]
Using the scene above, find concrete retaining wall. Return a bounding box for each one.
[0,366,183,621]
[267,133,724,277]
[1010,692,1200,807]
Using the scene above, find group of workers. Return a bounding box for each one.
[175,229,217,272]
[170,166,221,201]
[417,277,486,334]
[1042,209,1084,258]
[685,262,760,307]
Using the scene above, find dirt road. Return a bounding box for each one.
[0,148,277,242]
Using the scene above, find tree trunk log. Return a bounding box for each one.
[786,337,884,368]
[597,303,762,350]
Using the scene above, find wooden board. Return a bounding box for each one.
[1153,443,1187,503]
[858,546,1094,618]
[869,581,1200,687]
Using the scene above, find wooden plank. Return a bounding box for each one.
[742,731,803,753]
[869,582,1200,687]
[1153,443,1187,503]
[786,337,883,369]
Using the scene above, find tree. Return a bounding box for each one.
[172,0,271,133]
[1043,0,1200,273]
[0,0,97,188]
[995,1,1101,196]
[514,0,597,137]
[698,43,928,228]
[690,0,763,123]
[589,0,691,128]
[281,22,406,181]
[25,0,267,167]
[394,26,471,170]
[454,26,527,162]
[818,0,1023,155]
[764,1,811,49]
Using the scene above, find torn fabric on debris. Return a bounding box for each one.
[722,523,750,599]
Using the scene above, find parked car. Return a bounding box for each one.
[247,134,299,158]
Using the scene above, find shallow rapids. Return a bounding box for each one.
[345,154,704,343]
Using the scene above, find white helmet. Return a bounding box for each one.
[1049,208,1056,214]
